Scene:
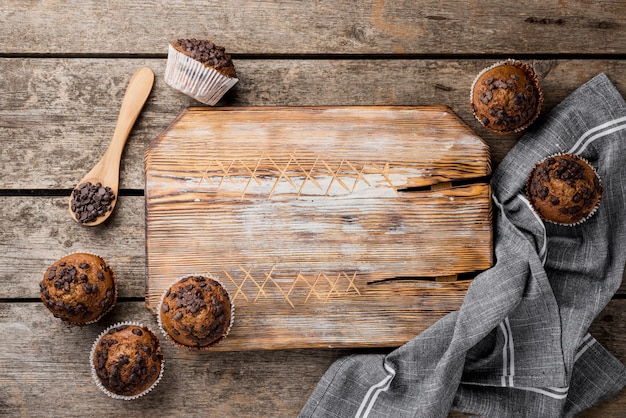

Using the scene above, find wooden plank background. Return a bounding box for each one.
[1,1,625,416]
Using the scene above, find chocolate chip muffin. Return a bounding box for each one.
[164,38,238,105]
[471,59,543,134]
[39,253,117,325]
[526,154,603,225]
[91,323,164,400]
[158,275,234,350]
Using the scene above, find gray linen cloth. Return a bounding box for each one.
[300,73,626,418]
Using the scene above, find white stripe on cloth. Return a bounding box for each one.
[515,385,570,400]
[513,336,595,400]
[355,361,396,418]
[499,317,515,387]
[568,115,626,155]
[574,333,596,362]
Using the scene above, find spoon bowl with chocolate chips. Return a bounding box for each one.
[70,67,154,226]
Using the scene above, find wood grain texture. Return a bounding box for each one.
[145,106,492,349]
[0,196,147,300]
[1,299,624,417]
[1,194,623,301]
[1,0,625,54]
[0,301,350,417]
[3,59,626,190]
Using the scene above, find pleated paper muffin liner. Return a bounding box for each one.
[157,274,235,351]
[40,251,118,326]
[470,59,544,134]
[164,44,238,105]
[525,153,603,226]
[90,321,165,400]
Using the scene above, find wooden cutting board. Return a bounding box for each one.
[144,106,492,350]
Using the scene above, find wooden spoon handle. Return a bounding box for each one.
[104,67,154,166]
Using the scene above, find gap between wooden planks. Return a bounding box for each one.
[145,106,493,350]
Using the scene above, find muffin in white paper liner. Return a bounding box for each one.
[525,153,603,226]
[157,274,235,351]
[39,251,118,326]
[164,43,238,105]
[90,321,164,400]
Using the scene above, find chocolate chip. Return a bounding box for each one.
[478,90,492,104]
[493,79,508,89]
[70,181,116,224]
[82,282,98,294]
[161,303,170,313]
[173,312,183,320]
[174,39,233,70]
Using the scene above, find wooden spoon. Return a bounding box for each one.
[69,66,154,226]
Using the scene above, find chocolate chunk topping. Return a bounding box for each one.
[173,38,233,70]
[70,181,116,224]
[82,282,98,294]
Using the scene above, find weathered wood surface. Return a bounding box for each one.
[145,106,492,349]
[3,58,626,191]
[0,299,624,417]
[2,0,626,416]
[1,1,625,54]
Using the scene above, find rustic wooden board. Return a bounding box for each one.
[145,106,492,350]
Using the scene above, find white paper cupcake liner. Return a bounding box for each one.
[157,274,235,351]
[40,251,118,326]
[470,58,543,134]
[164,44,238,105]
[90,321,165,400]
[525,153,603,226]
